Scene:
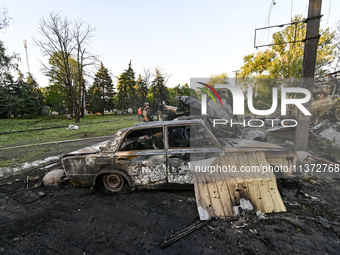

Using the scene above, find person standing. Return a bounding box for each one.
[142,102,153,122]
[138,107,142,121]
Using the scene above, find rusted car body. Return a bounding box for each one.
[62,120,297,192]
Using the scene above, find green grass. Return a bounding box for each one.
[0,114,136,133]
[0,114,139,148]
[0,114,141,175]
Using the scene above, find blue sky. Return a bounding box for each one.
[1,0,338,88]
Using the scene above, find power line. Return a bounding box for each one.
[258,0,276,47]
[254,18,321,48]
[291,0,293,21]
[327,0,331,23]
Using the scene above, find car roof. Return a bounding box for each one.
[112,120,206,139]
[133,119,205,128]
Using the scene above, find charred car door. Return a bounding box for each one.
[166,123,225,185]
[114,126,167,187]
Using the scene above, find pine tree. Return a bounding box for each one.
[136,74,148,108]
[0,40,20,118]
[150,68,168,111]
[117,60,136,112]
[89,62,115,115]
[27,73,45,107]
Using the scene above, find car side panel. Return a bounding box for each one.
[114,150,167,186]
[62,155,97,187]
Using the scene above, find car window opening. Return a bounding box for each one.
[118,127,164,151]
[168,124,216,148]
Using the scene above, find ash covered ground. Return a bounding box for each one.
[1,163,340,255]
[1,135,340,254]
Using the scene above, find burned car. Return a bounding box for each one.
[62,120,297,192]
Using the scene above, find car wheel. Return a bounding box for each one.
[103,173,124,192]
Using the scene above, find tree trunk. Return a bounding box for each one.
[69,102,74,118]
[80,88,85,118]
[69,86,80,123]
[81,106,85,118]
[75,109,80,123]
[81,82,86,118]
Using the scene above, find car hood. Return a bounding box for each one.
[63,140,110,157]
[220,138,288,152]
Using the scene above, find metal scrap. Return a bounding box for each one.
[159,219,212,248]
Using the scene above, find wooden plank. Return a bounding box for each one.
[201,169,223,218]
[193,172,211,220]
[218,156,240,208]
[236,152,264,212]
[212,157,234,216]
[256,152,286,212]
[266,177,286,212]
[226,153,252,203]
[253,152,280,213]
[191,159,215,219]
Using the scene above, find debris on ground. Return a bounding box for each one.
[296,151,312,162]
[66,125,79,130]
[159,219,212,248]
[42,169,67,186]
[256,211,266,220]
[1,155,340,254]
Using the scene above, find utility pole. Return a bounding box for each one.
[23,39,30,73]
[294,0,322,152]
[175,86,178,107]
[233,70,240,86]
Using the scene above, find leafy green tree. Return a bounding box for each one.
[240,16,336,80]
[331,20,340,71]
[47,53,80,116]
[167,86,177,107]
[167,83,197,110]
[43,84,69,114]
[116,60,136,111]
[197,72,229,105]
[88,62,115,115]
[272,16,335,78]
[238,50,276,97]
[239,50,275,79]
[238,15,336,111]
[207,72,228,87]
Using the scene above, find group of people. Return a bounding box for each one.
[138,102,153,122]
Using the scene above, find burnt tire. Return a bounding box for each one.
[103,173,124,192]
